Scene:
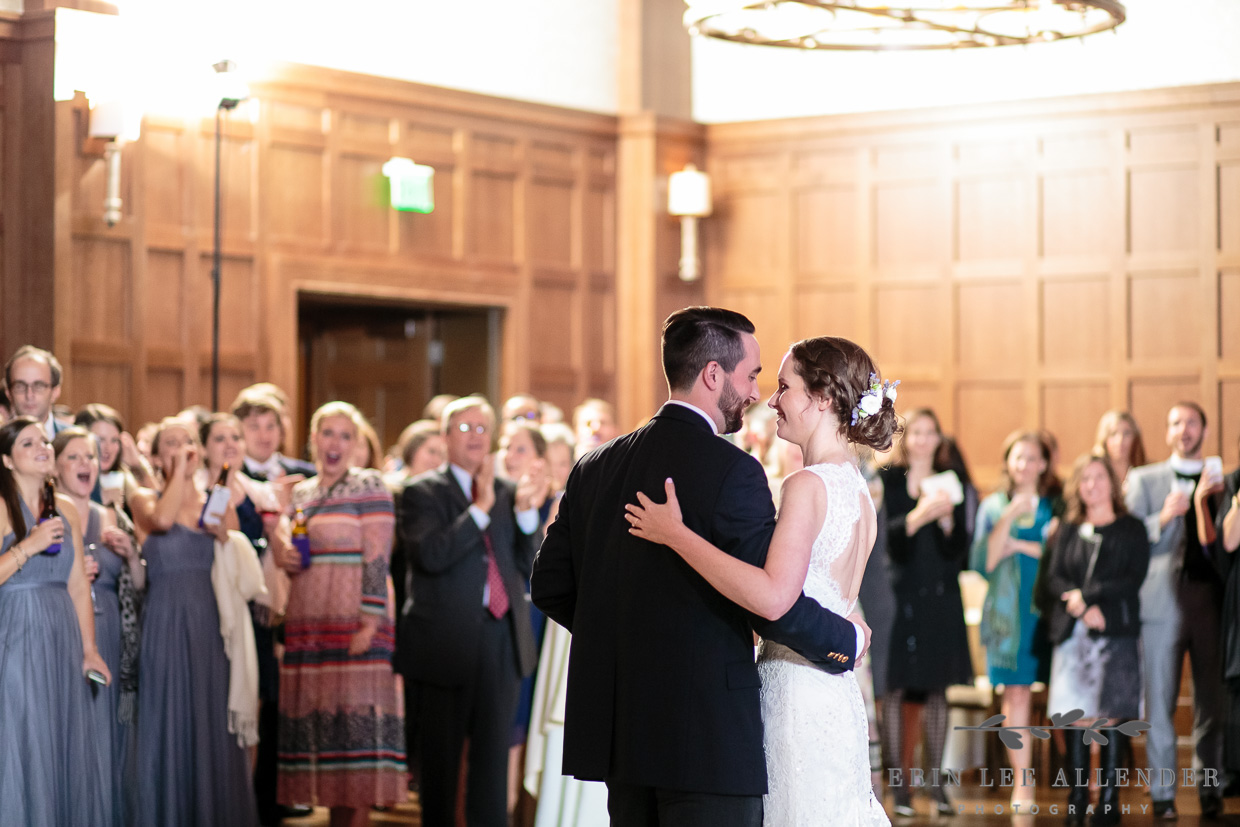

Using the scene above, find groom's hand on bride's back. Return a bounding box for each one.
[846,612,871,659]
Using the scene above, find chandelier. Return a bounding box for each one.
[683,1,1127,50]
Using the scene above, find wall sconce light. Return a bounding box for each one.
[86,99,140,228]
[668,163,712,282]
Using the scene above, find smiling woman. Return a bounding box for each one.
[278,401,406,826]
[0,417,111,825]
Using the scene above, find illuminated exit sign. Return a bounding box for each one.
[382,157,434,213]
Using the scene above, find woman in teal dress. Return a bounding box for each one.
[970,430,1057,810]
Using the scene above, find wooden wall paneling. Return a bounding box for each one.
[873,282,946,376]
[143,368,183,427]
[1221,379,1240,468]
[1041,277,1111,370]
[4,26,56,357]
[1222,269,1240,363]
[956,382,1026,488]
[794,184,860,283]
[467,167,517,261]
[1105,128,1131,412]
[1129,377,1203,461]
[1042,382,1112,473]
[956,281,1025,379]
[1128,271,1202,363]
[707,84,1240,473]
[873,178,947,275]
[796,286,861,346]
[956,174,1026,265]
[1128,164,1199,259]
[1040,168,1109,260]
[528,175,575,267]
[266,139,327,247]
[1217,160,1240,258]
[716,183,785,290]
[1197,121,1222,456]
[337,148,393,255]
[70,361,130,415]
[70,237,131,343]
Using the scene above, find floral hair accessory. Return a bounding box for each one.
[851,373,900,426]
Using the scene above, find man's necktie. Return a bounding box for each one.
[473,476,509,619]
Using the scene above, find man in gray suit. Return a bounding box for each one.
[1126,401,1227,819]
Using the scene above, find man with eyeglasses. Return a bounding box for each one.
[4,346,68,440]
[396,394,543,827]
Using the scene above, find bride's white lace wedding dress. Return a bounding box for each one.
[758,462,891,827]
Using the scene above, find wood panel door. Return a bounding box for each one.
[299,300,498,457]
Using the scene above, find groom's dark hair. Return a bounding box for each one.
[662,306,756,393]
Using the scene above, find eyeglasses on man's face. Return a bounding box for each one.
[9,381,51,396]
[454,422,489,435]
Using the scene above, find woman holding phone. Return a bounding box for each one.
[0,416,110,824]
[130,417,259,827]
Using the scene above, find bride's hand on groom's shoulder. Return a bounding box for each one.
[625,478,684,548]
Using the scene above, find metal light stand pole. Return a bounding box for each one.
[211,94,240,412]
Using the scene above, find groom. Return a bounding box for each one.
[532,306,868,826]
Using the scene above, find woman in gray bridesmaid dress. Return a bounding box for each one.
[0,417,110,826]
[130,417,259,827]
[55,426,144,827]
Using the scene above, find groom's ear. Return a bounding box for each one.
[701,360,722,391]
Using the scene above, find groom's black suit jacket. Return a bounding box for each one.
[531,403,857,796]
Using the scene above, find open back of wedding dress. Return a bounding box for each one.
[758,462,891,827]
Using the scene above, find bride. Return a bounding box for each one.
[626,336,896,826]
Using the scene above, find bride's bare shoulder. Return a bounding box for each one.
[776,468,828,510]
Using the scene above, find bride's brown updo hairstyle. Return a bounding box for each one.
[788,336,900,451]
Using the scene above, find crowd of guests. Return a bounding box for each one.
[2,338,1239,827]
[733,392,1235,825]
[0,342,618,827]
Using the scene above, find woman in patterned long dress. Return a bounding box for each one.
[0,417,112,826]
[627,337,898,826]
[278,401,407,827]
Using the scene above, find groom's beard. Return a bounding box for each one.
[719,377,746,435]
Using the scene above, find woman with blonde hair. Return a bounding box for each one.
[1044,455,1148,826]
[277,401,406,827]
[1091,410,1146,486]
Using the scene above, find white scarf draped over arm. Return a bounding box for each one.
[211,529,267,748]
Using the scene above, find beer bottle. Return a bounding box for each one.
[41,478,61,555]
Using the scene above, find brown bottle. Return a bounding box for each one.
[41,478,61,555]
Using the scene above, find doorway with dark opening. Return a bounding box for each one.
[297,294,501,460]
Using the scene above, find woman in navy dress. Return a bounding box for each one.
[130,417,259,827]
[0,417,111,825]
[54,426,144,827]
